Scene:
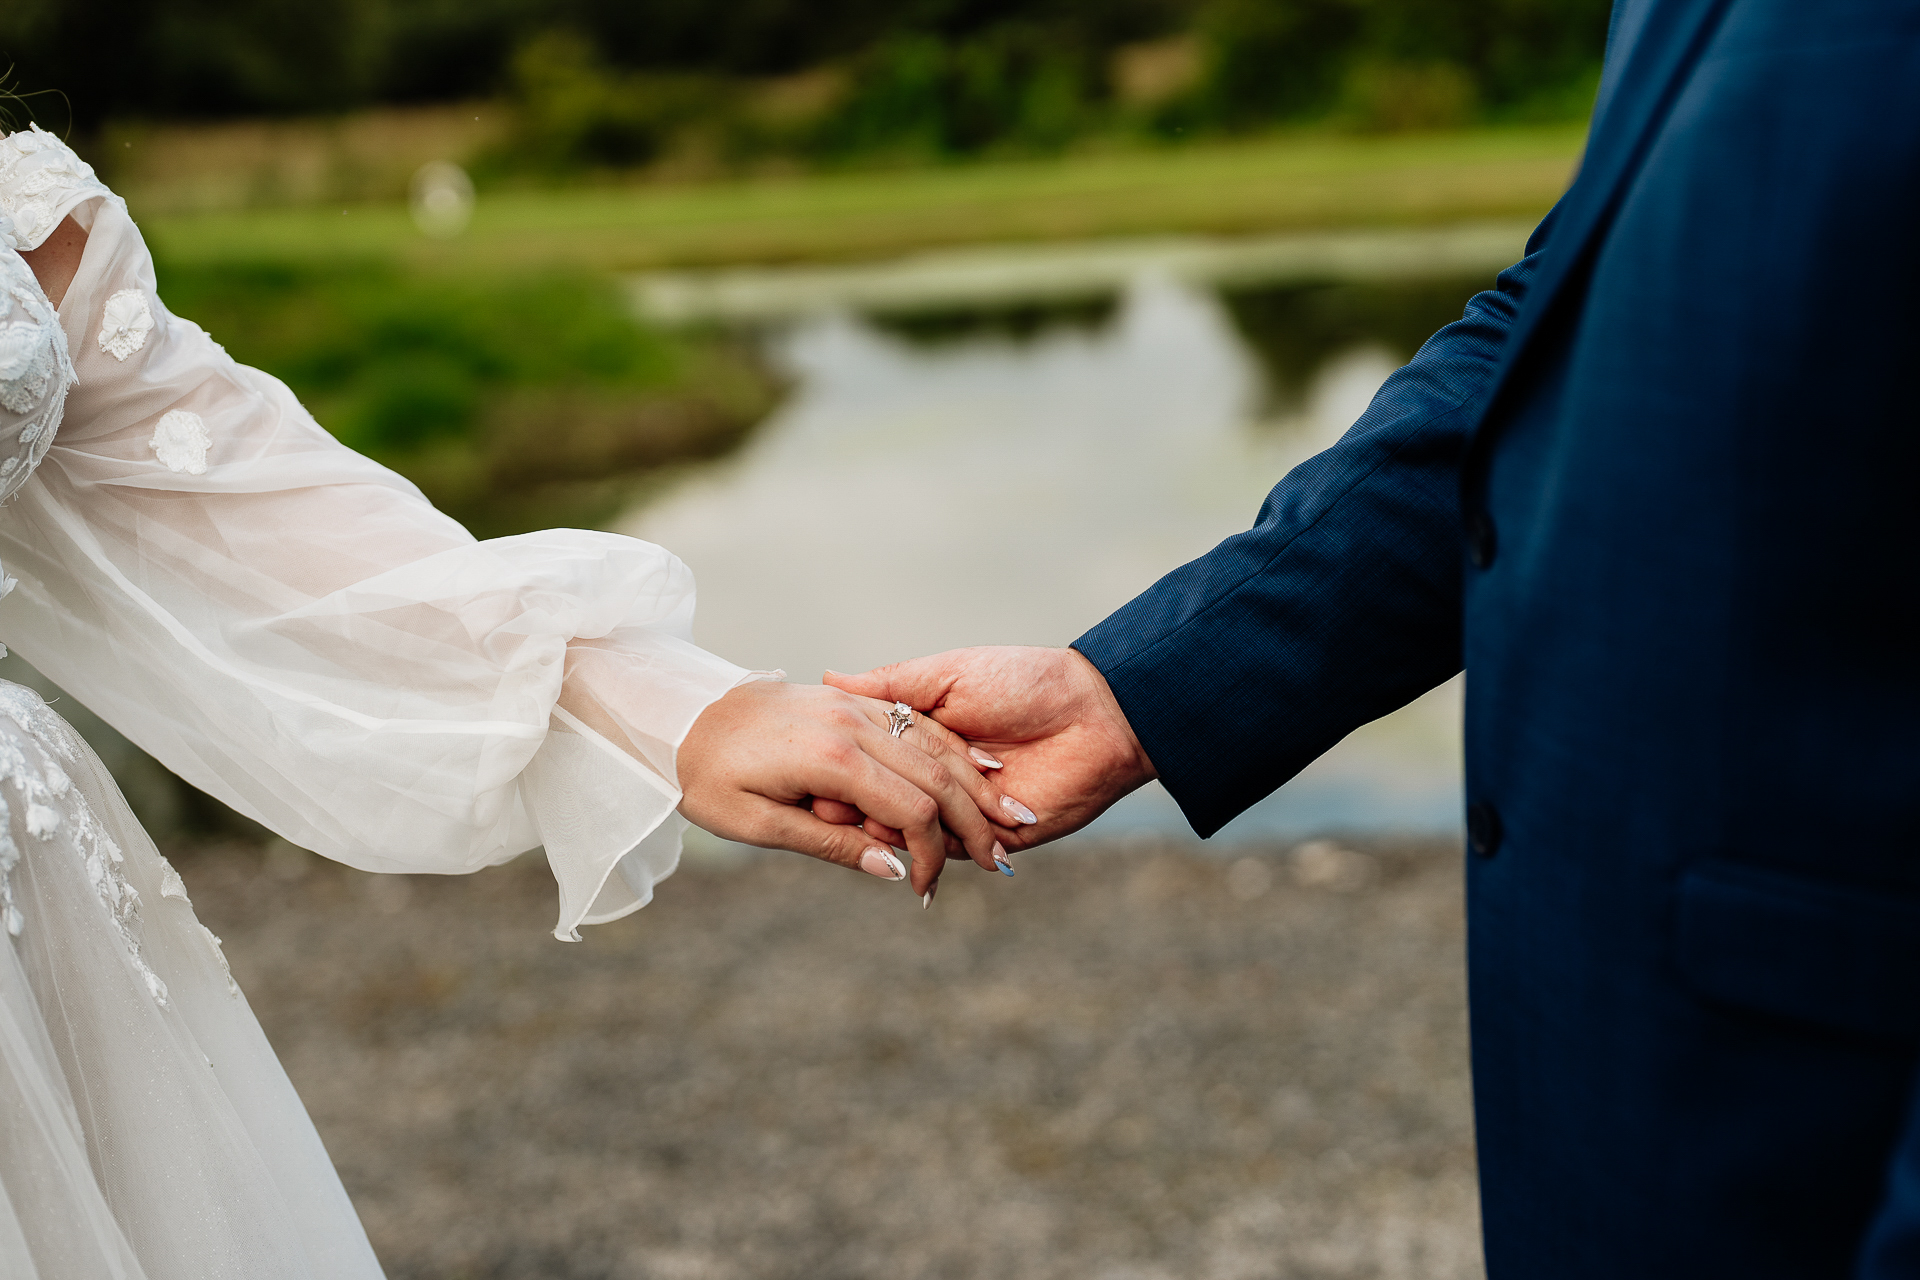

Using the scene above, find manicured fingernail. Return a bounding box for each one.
[922,881,938,909]
[860,847,906,881]
[992,842,1015,877]
[969,747,1003,769]
[1000,796,1037,825]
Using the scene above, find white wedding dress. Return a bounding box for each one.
[0,126,767,1277]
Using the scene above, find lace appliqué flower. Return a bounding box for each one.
[0,684,169,1004]
[150,409,211,474]
[99,289,154,361]
[0,125,118,251]
[0,316,54,413]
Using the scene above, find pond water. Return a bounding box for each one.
[624,244,1514,847]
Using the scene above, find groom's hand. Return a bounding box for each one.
[677,680,1017,895]
[824,647,1156,852]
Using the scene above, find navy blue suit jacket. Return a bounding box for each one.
[1075,2,1920,1274]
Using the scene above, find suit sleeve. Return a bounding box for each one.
[1072,212,1557,837]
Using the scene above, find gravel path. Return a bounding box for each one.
[177,837,1484,1280]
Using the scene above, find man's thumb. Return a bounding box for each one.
[822,668,887,698]
[823,654,957,707]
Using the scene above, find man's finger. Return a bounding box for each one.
[812,797,864,826]
[749,801,912,883]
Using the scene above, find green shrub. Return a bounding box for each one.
[503,31,730,172]
[813,27,1106,160]
[1187,0,1609,131]
[158,260,780,535]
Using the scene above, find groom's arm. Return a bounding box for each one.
[1073,212,1557,837]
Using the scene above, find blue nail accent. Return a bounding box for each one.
[995,859,1015,877]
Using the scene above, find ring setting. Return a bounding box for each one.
[886,701,915,738]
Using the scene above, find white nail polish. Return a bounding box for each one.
[860,847,906,881]
[922,882,938,909]
[969,747,1004,769]
[1001,796,1038,825]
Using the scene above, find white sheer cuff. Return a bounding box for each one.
[527,637,774,941]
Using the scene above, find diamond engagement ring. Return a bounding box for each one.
[886,702,916,737]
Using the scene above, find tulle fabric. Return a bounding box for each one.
[0,130,767,941]
[0,681,383,1279]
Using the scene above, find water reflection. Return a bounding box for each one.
[625,271,1479,845]
[1224,274,1493,416]
[867,293,1119,349]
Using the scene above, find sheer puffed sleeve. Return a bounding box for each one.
[0,127,767,939]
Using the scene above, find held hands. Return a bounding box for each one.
[676,679,1024,896]
[677,647,1153,902]
[825,646,1156,852]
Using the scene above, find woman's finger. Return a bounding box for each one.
[856,698,1032,849]
[809,751,957,893]
[856,721,1010,878]
[900,713,1038,835]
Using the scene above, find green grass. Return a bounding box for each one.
[141,125,1583,275]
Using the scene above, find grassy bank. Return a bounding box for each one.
[143,125,1581,275]
[160,263,778,538]
[131,125,1576,544]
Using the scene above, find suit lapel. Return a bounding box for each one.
[1471,0,1737,441]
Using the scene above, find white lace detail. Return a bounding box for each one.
[0,125,117,250]
[0,801,19,937]
[0,312,55,412]
[0,245,73,502]
[150,409,210,474]
[158,857,189,901]
[156,856,239,998]
[200,924,241,998]
[0,684,169,1004]
[99,289,155,361]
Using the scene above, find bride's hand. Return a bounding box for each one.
[676,681,1025,896]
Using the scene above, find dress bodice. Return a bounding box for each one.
[0,231,73,508]
[0,127,116,508]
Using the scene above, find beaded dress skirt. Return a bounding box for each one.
[0,681,384,1278]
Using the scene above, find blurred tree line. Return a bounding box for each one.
[6,0,1608,164]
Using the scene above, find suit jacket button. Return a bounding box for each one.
[1467,511,1498,569]
[1468,801,1503,857]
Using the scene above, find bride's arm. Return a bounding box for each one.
[0,136,1004,933]
[17,213,83,306]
